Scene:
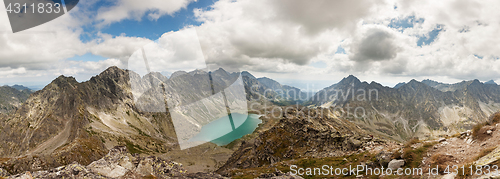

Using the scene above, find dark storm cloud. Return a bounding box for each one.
[269,0,382,35]
[350,29,400,62]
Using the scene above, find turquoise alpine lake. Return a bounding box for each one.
[187,113,262,146]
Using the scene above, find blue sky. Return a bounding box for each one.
[70,0,216,62]
[84,0,214,41]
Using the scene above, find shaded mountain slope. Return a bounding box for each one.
[309,76,500,141]
[257,77,310,102]
[0,85,33,114]
[0,67,180,175]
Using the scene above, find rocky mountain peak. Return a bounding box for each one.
[189,69,208,76]
[486,80,498,85]
[169,70,188,79]
[394,82,406,89]
[338,74,361,85]
[367,81,384,88]
[48,75,78,90]
[421,79,438,84]
[398,79,437,92]
[10,85,32,91]
[406,79,423,86]
[95,66,129,82]
[257,77,282,90]
[470,79,482,86]
[211,68,232,79]
[54,75,77,82]
[143,71,168,82]
[214,67,228,74]
[241,71,256,79]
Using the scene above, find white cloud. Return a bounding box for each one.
[268,0,382,35]
[0,0,205,91]
[189,0,500,87]
[76,58,124,72]
[89,33,153,59]
[0,1,88,70]
[193,0,379,71]
[126,27,207,77]
[0,67,27,77]
[3,0,500,88]
[96,0,194,26]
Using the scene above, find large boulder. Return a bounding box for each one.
[86,146,135,178]
[387,159,405,170]
[348,139,363,150]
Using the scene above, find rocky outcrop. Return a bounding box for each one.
[217,106,371,175]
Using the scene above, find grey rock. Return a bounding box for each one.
[87,146,133,178]
[387,159,404,170]
[442,173,456,179]
[0,167,10,177]
[375,151,393,167]
[350,139,363,149]
[134,157,154,176]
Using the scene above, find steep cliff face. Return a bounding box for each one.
[310,76,500,141]
[0,85,32,114]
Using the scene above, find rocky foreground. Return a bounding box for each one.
[1,146,199,178]
[0,146,223,179]
[1,108,500,179]
[0,146,303,179]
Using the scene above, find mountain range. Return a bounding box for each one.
[0,66,499,176]
[310,75,500,140]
